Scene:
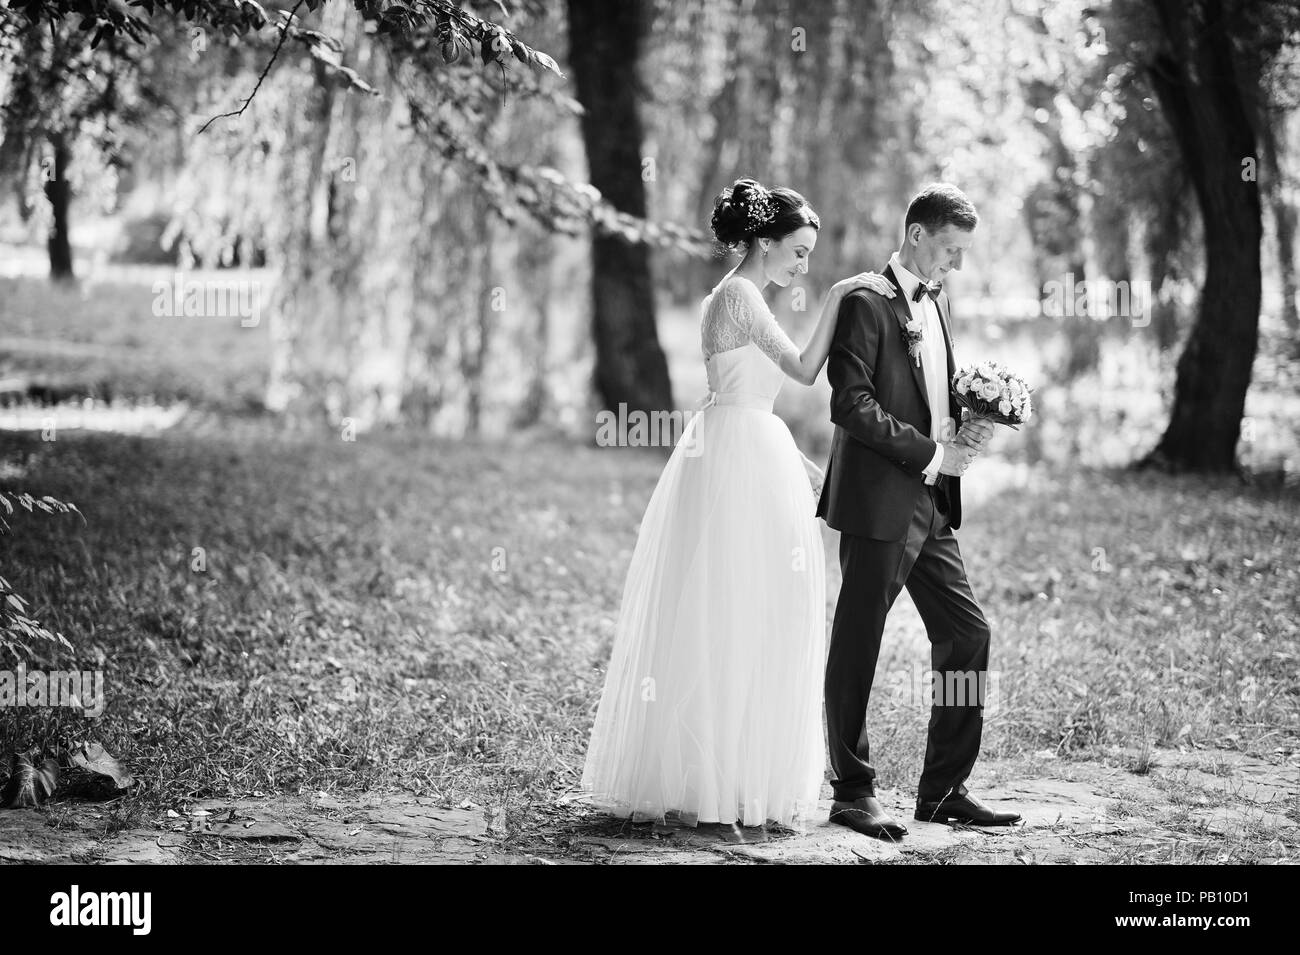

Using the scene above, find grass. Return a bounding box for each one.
[0,428,640,819]
[0,425,1296,850]
[0,275,271,413]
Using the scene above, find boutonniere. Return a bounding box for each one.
[902,317,925,367]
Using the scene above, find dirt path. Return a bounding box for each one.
[2,746,1294,864]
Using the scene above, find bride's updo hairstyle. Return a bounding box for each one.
[710,177,820,252]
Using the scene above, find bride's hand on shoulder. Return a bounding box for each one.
[802,457,825,496]
[832,271,895,299]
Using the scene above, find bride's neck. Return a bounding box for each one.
[733,247,769,289]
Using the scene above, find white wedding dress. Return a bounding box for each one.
[581,274,827,828]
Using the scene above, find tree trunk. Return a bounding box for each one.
[566,0,673,417]
[1145,188,1188,353]
[462,203,495,437]
[44,131,74,283]
[1142,0,1263,473]
[1260,111,1299,334]
[1021,73,1095,381]
[1273,188,1300,335]
[513,225,554,429]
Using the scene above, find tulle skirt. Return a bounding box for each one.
[581,403,827,828]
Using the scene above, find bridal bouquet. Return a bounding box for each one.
[952,362,1033,430]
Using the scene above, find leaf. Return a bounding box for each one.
[36,759,58,799]
[530,51,565,78]
[70,741,135,790]
[1,749,59,808]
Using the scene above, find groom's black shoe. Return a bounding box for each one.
[829,796,908,840]
[913,791,1020,826]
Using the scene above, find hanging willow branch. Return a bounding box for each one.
[402,96,713,257]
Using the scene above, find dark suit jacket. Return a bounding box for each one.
[815,265,963,541]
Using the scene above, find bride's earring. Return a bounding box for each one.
[761,241,770,257]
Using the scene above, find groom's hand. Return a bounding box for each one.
[955,418,996,455]
[939,442,976,477]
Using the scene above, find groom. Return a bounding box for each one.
[815,183,1020,839]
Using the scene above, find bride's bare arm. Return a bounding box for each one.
[778,273,895,385]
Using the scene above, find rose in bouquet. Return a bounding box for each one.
[952,361,1033,430]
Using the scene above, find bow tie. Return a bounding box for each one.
[911,281,942,303]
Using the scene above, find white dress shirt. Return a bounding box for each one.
[887,252,955,486]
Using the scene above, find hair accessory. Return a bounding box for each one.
[744,186,777,233]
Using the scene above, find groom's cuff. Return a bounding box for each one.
[922,443,944,485]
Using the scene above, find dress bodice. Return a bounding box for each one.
[703,346,787,409]
[698,275,799,412]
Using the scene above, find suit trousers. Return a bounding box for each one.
[825,477,992,803]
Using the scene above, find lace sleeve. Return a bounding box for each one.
[723,279,799,366]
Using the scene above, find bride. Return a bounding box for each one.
[581,178,895,828]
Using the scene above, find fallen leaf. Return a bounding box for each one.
[70,741,134,790]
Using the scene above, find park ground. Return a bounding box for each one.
[0,274,1297,863]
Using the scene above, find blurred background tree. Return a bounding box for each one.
[1119,0,1300,472]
